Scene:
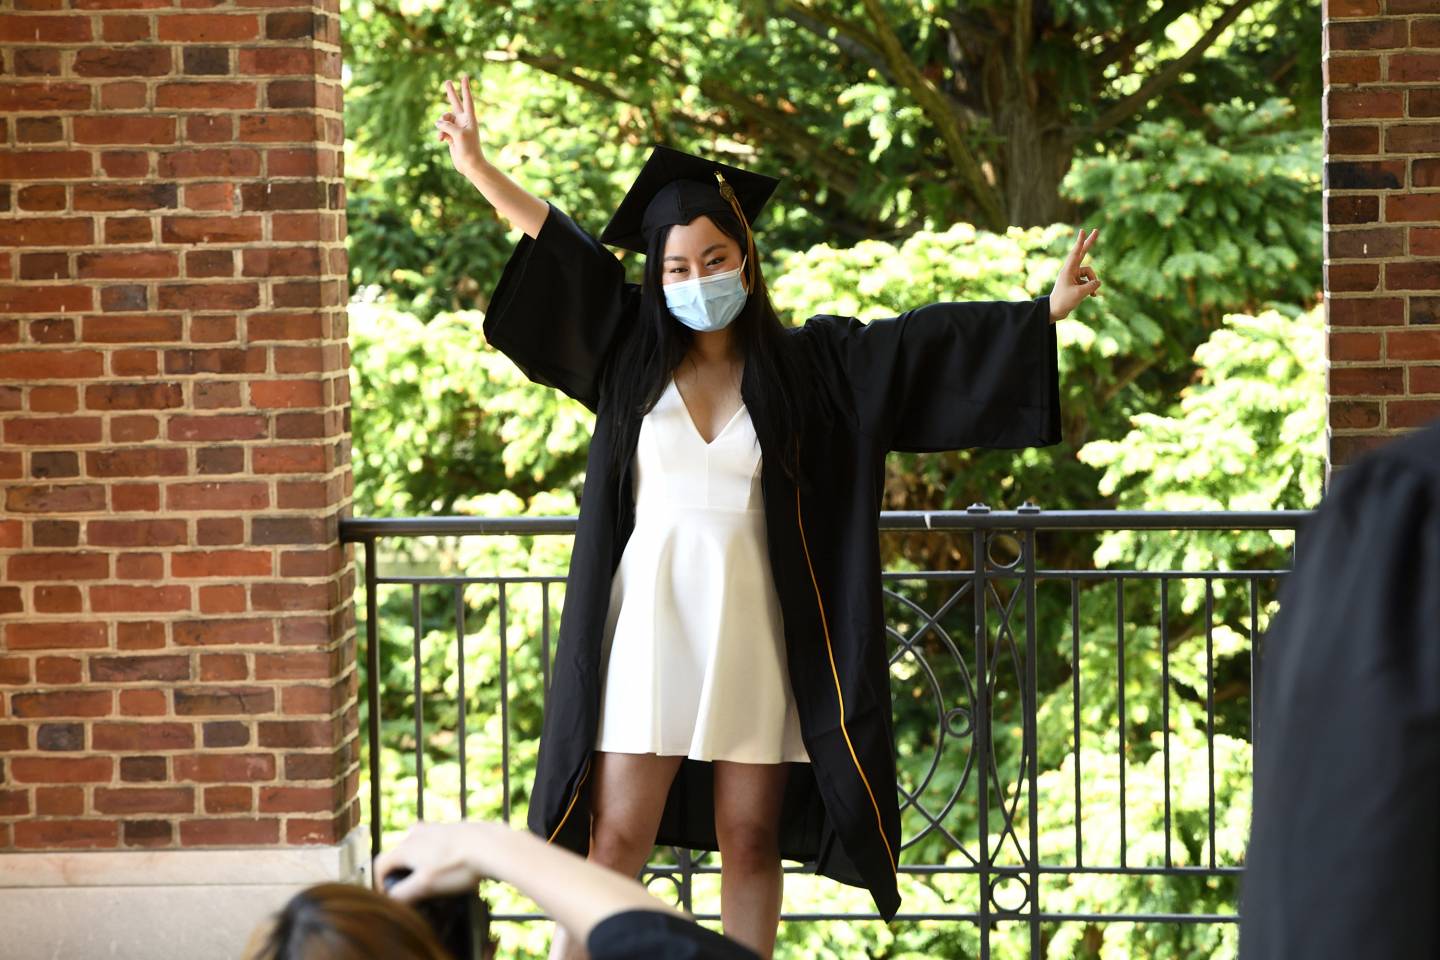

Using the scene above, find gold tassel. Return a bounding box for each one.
[715,170,757,293]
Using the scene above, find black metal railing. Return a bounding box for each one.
[341,508,1309,957]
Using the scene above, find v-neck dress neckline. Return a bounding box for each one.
[670,375,746,447]
[593,377,809,764]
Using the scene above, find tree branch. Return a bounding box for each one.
[1087,0,1264,136]
[1098,352,1160,407]
[498,53,634,111]
[778,3,892,80]
[370,0,440,54]
[483,2,896,233]
[1013,0,1033,92]
[779,1,886,59]
[1269,51,1299,86]
[1090,0,1208,79]
[778,0,988,133]
[857,0,1006,228]
[690,73,865,196]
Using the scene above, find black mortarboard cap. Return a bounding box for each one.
[599,144,781,256]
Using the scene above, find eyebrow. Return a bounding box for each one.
[663,243,728,262]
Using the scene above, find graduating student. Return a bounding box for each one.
[1240,420,1440,958]
[435,73,1101,958]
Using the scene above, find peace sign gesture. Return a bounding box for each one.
[1048,228,1101,322]
[435,72,486,179]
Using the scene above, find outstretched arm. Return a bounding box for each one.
[435,72,549,239]
[375,820,685,944]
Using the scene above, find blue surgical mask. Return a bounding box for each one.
[663,259,749,332]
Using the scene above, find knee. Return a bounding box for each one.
[717,818,779,869]
[588,814,654,869]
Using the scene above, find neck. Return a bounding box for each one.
[686,327,739,367]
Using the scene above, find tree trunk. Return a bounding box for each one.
[941,3,1076,227]
[997,102,1076,227]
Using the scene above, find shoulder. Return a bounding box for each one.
[587,909,761,960]
[1362,420,1440,483]
[794,312,862,334]
[1298,422,1440,570]
[1329,421,1440,505]
[789,313,867,353]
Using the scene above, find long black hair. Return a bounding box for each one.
[597,208,812,483]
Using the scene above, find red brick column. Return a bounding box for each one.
[1324,0,1440,466]
[0,1,356,855]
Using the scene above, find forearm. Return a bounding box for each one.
[463,160,549,239]
[466,822,683,941]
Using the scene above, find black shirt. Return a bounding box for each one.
[1240,420,1440,958]
[586,910,762,959]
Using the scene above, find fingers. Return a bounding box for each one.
[383,870,431,904]
[373,826,438,902]
[444,78,462,114]
[1063,228,1081,265]
[1065,227,1099,268]
[1063,227,1086,269]
[461,71,475,119]
[434,118,461,144]
[372,848,400,891]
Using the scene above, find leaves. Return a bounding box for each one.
[349,301,594,518]
[342,0,1323,315]
[345,7,1323,954]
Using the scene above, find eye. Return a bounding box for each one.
[707,257,725,266]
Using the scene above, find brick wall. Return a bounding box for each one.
[0,0,357,853]
[1324,0,1440,465]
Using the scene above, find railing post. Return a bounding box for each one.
[365,537,382,857]
[1023,524,1041,957]
[969,503,992,960]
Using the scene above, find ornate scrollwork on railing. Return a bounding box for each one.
[344,509,1305,956]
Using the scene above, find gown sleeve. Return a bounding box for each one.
[802,295,1061,453]
[586,909,762,960]
[1239,433,1440,958]
[482,201,640,413]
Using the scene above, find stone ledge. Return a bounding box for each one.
[0,826,368,960]
[0,824,368,888]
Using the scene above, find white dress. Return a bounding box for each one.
[594,376,811,764]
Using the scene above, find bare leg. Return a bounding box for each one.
[546,750,686,960]
[713,760,790,958]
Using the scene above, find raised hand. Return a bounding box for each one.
[1048,228,1101,322]
[435,72,486,179]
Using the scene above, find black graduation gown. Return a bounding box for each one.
[1239,420,1440,958]
[483,202,1062,921]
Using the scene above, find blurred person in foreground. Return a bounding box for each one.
[244,819,759,959]
[1241,419,1440,957]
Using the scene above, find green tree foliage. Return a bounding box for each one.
[1061,98,1320,399]
[766,96,1318,546]
[341,0,1320,317]
[349,303,595,516]
[1080,304,1325,518]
